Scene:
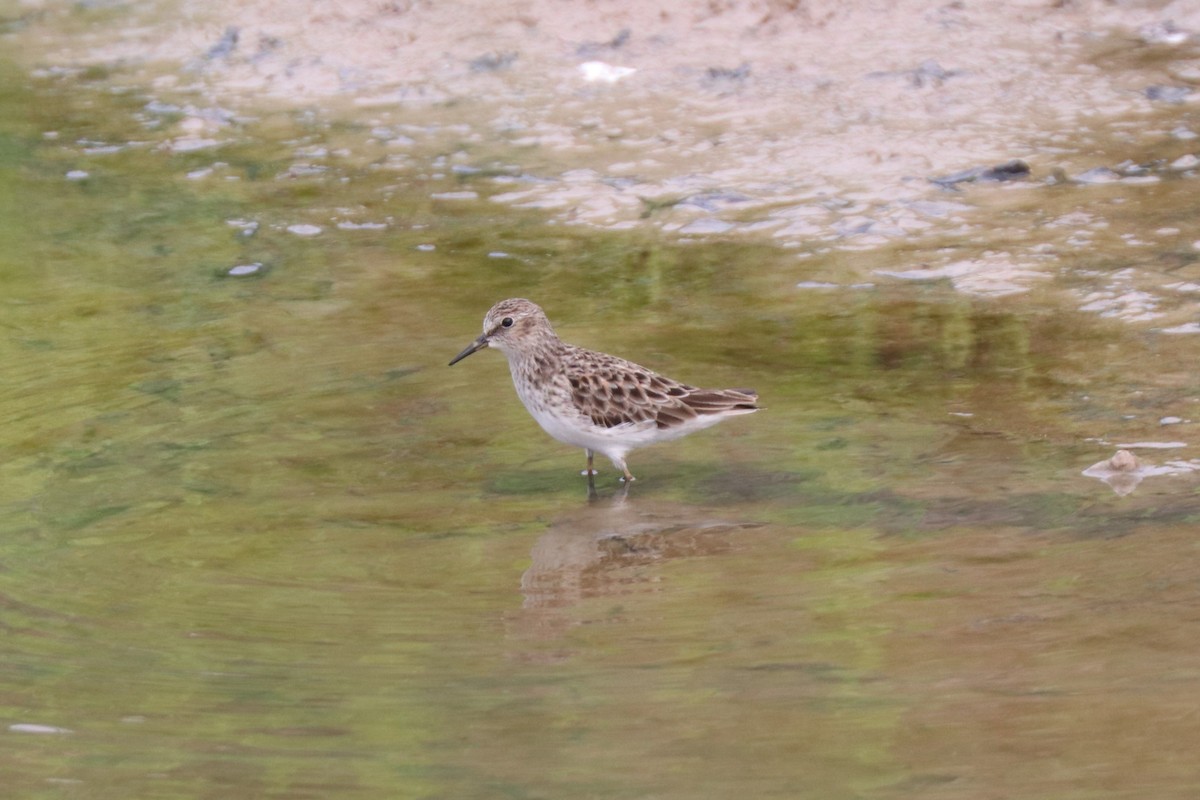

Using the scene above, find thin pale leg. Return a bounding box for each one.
[581,449,599,476]
[610,453,635,483]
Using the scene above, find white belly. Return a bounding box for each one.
[507,361,726,460]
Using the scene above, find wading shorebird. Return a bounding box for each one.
[449,298,759,482]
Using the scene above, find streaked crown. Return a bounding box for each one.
[481,298,558,353]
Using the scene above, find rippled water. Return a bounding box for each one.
[1,56,1199,799]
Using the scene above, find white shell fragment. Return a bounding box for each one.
[579,61,636,83]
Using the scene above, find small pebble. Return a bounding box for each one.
[1114,441,1187,449]
[1144,85,1193,103]
[487,251,510,259]
[1139,21,1191,45]
[65,170,89,180]
[226,219,259,237]
[678,217,734,235]
[1169,64,1200,82]
[1074,167,1120,184]
[907,199,973,217]
[335,221,388,230]
[1107,450,1140,471]
[469,51,517,72]
[9,724,73,735]
[416,243,436,252]
[227,263,262,276]
[180,117,207,134]
[1160,416,1183,425]
[286,224,322,237]
[168,137,221,153]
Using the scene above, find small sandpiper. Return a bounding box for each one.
[449,298,760,482]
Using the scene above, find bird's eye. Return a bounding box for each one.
[501,317,514,328]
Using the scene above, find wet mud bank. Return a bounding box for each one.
[9,0,1200,249]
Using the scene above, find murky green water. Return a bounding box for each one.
[1,55,1199,799]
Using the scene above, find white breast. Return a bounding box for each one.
[507,359,655,459]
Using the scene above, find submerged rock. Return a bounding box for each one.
[1083,448,1200,496]
[1082,450,1143,496]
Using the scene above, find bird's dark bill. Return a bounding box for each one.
[448,336,488,366]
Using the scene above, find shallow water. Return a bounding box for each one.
[1,56,1199,800]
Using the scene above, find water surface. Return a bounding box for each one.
[1,57,1199,800]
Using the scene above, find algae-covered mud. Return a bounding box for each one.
[1,2,1199,798]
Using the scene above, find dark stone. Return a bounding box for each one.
[204,27,240,61]
[930,159,1030,188]
[469,52,517,73]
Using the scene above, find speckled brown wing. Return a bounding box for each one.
[561,345,759,431]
